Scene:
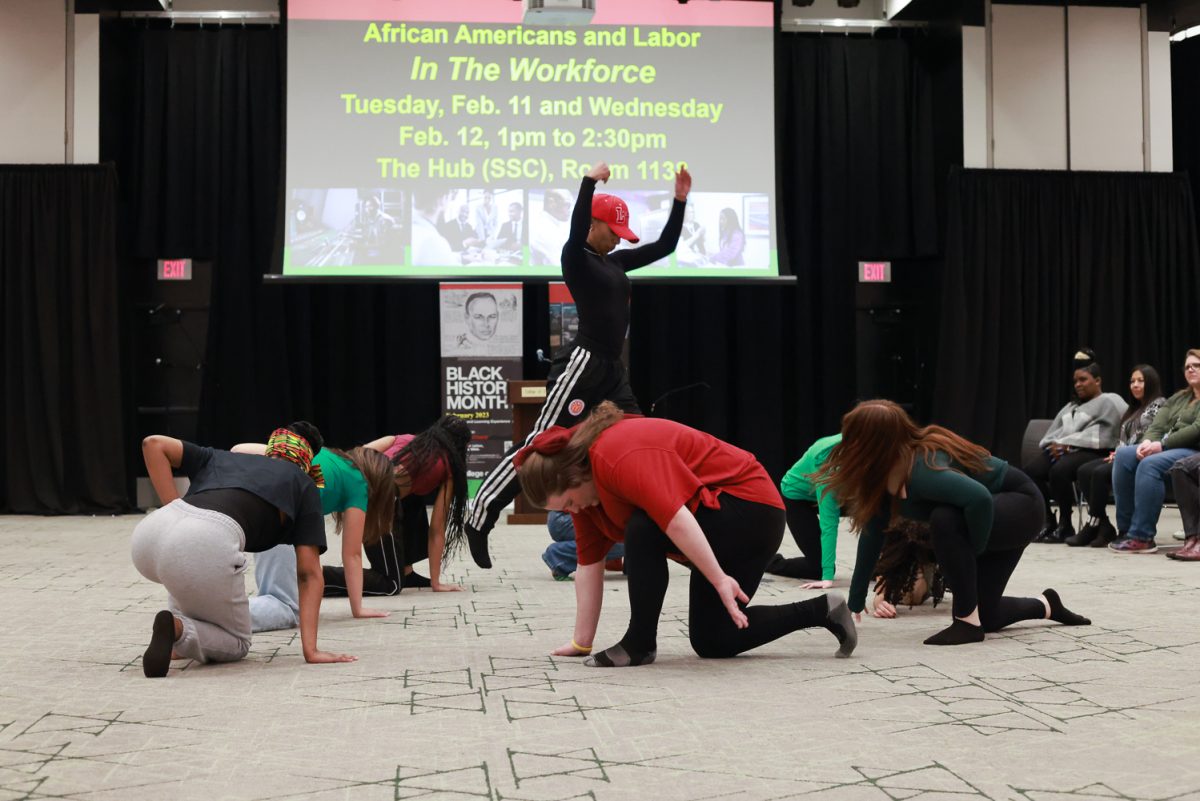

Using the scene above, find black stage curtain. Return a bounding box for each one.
[103,26,949,479]
[103,26,449,448]
[0,164,130,513]
[1174,37,1200,236]
[934,168,1200,462]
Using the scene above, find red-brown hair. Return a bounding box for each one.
[814,400,991,532]
[518,402,624,507]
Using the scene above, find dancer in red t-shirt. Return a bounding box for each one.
[516,402,857,667]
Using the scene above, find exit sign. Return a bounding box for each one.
[158,258,192,281]
[858,261,891,283]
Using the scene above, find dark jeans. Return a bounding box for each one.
[928,468,1046,631]
[1171,453,1200,537]
[620,494,831,658]
[1021,447,1107,523]
[1075,457,1114,519]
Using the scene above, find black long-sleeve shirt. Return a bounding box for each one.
[561,176,685,359]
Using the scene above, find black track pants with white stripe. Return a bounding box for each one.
[466,345,640,536]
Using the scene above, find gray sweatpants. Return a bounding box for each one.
[130,500,252,664]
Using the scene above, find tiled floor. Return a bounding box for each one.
[1,510,1198,800]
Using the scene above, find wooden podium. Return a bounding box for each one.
[506,379,549,525]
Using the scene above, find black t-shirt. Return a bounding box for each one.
[562,176,685,360]
[186,488,286,553]
[179,442,326,554]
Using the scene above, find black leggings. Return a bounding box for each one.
[928,467,1046,631]
[322,494,431,597]
[1021,448,1107,523]
[1075,457,1113,519]
[621,494,832,658]
[767,498,823,579]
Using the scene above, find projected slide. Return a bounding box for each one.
[284,0,777,279]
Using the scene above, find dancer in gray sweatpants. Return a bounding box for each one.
[132,425,356,677]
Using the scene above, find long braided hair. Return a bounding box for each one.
[392,415,472,558]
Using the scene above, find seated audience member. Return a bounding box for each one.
[1168,452,1200,560]
[765,433,842,587]
[1024,360,1126,543]
[542,510,625,580]
[1110,349,1200,553]
[1069,365,1166,547]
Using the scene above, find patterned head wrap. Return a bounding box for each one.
[264,428,325,488]
[513,426,572,468]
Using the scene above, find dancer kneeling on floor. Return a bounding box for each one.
[360,414,472,592]
[239,416,471,633]
[132,425,354,677]
[515,402,857,667]
[235,437,399,629]
[817,400,1090,645]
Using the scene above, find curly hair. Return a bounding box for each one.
[873,519,945,608]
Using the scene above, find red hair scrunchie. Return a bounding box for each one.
[513,426,573,468]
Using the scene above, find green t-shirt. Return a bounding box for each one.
[313,449,369,516]
[848,452,1009,613]
[780,434,842,581]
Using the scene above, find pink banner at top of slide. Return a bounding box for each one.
[288,0,771,27]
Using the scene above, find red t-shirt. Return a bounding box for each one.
[385,434,449,496]
[573,417,783,565]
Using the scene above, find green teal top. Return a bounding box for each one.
[847,452,1009,613]
[312,449,369,516]
[779,434,842,580]
[1144,390,1200,450]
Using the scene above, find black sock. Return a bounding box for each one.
[1042,588,1091,626]
[923,618,985,646]
[143,610,176,678]
[466,523,492,569]
[584,640,657,668]
[402,571,431,588]
[818,593,857,657]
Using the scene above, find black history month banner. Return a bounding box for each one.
[439,282,523,496]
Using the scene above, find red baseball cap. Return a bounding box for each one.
[591,194,639,243]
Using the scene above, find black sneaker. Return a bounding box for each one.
[1089,519,1118,548]
[466,523,493,569]
[1065,522,1097,547]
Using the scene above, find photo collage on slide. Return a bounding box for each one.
[286,186,769,270]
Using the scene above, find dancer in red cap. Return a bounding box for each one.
[466,161,692,567]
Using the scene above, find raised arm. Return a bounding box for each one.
[611,165,691,273]
[564,165,606,252]
[428,479,463,592]
[142,435,185,504]
[295,544,356,664]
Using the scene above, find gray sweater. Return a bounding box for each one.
[1040,392,1129,450]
